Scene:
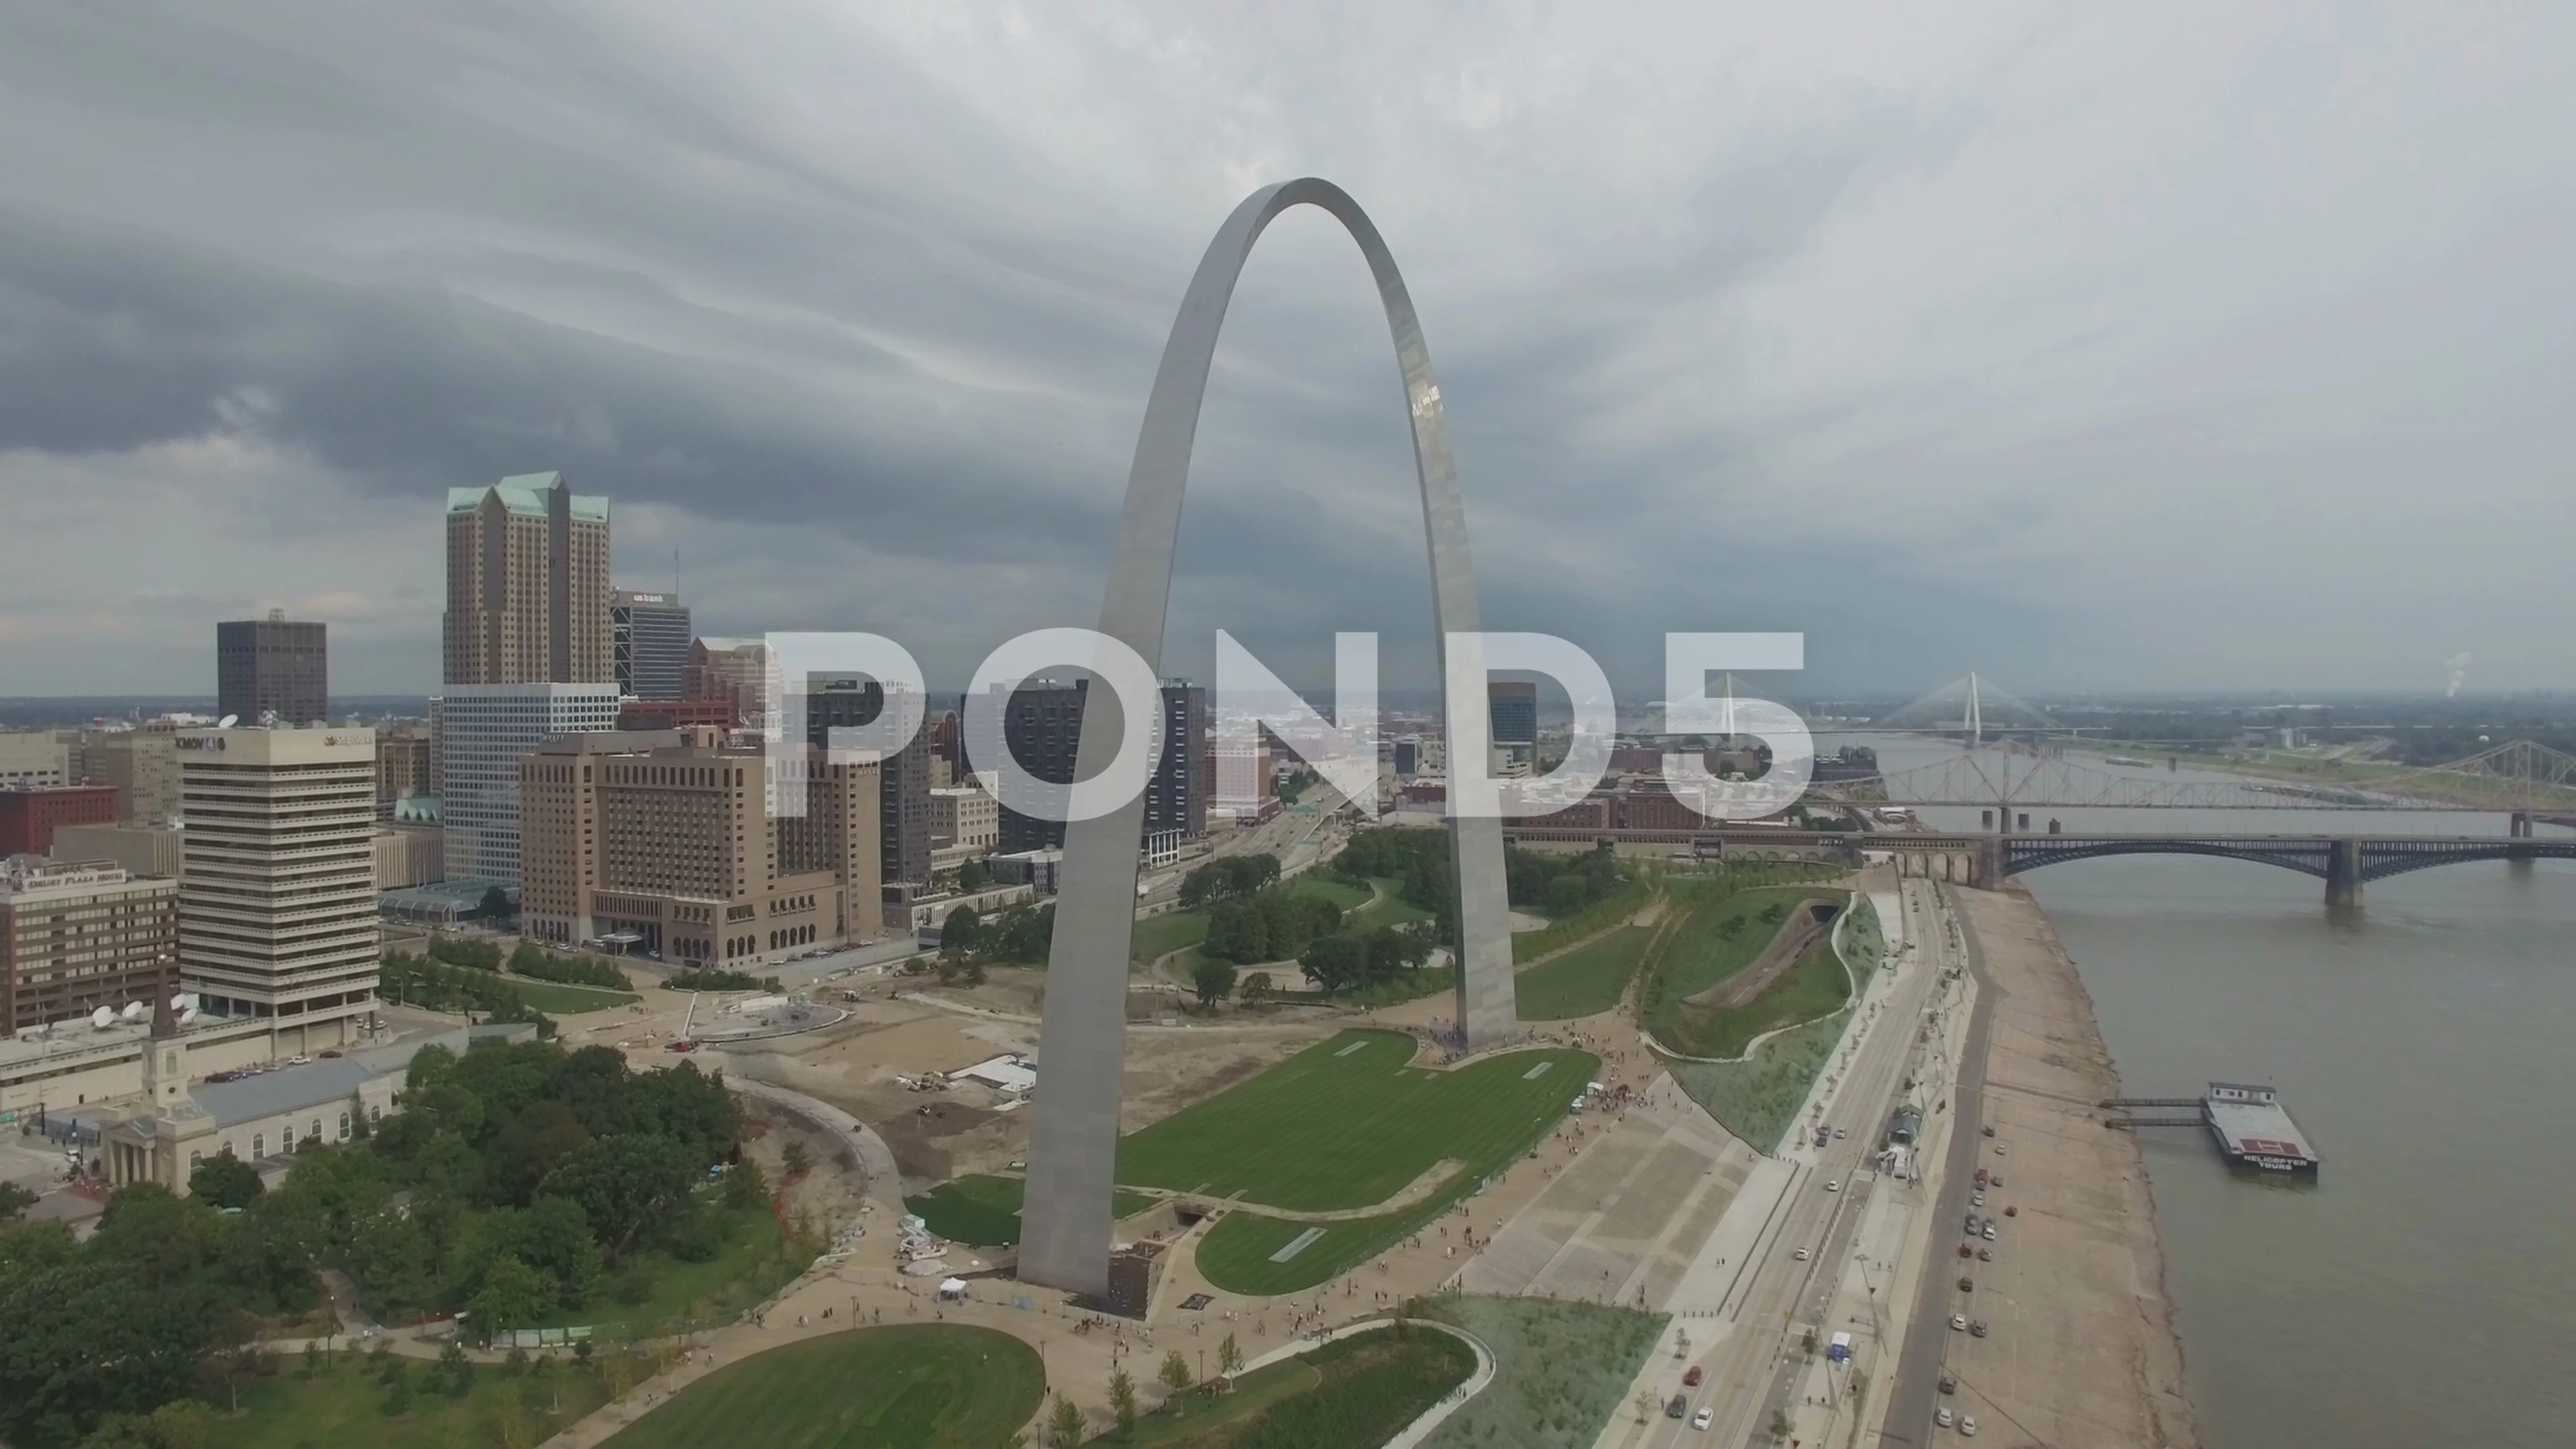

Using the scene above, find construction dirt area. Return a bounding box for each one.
[1951,885,2202,1449]
[710,969,1339,1190]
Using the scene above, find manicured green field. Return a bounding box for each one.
[904,1174,1157,1246]
[1118,1030,1591,1211]
[1675,935,1853,1058]
[1351,876,1431,926]
[1132,908,1213,964]
[1099,1326,1474,1448]
[602,1326,1044,1449]
[205,1358,612,1449]
[507,978,641,1014]
[1515,926,1654,1021]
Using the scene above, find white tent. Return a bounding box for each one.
[936,1277,969,1301]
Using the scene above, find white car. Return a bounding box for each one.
[1960,1416,1980,1436]
[1794,1247,1811,1261]
[1949,1313,1968,1331]
[1936,1407,1955,1428]
[1691,1406,1713,1430]
[1824,1179,1841,1193]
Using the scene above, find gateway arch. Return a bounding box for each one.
[1018,178,1518,1295]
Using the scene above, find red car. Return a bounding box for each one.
[1683,1366,1703,1387]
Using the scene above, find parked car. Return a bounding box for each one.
[1938,1372,1958,1395]
[1936,1407,1955,1428]
[1957,1242,1974,1258]
[1968,1320,1990,1338]
[1957,1276,1974,1292]
[1960,1415,1980,1436]
[1949,1314,1968,1331]
[2004,1205,2018,1217]
[1981,1125,1996,1137]
[1982,1225,1997,1240]
[1978,1246,1994,1261]
[1684,1366,1703,1387]
[1667,1395,1688,1419]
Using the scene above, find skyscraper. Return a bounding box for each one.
[804,678,934,888]
[216,610,329,725]
[610,588,692,702]
[983,680,1208,856]
[433,684,622,884]
[1488,681,1538,771]
[443,474,612,686]
[176,726,379,1053]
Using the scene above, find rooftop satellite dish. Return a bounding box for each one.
[90,1006,116,1029]
[178,1008,199,1026]
[217,714,239,729]
[119,1002,144,1022]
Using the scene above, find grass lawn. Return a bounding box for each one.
[1132,908,1214,965]
[1285,873,1371,911]
[1515,926,1653,1022]
[1510,880,1653,962]
[1664,1006,1850,1155]
[1100,1326,1473,1448]
[1664,934,1852,1059]
[533,1203,804,1332]
[1638,885,1848,1050]
[1417,1295,1666,1449]
[1350,877,1431,927]
[1118,1030,1591,1212]
[506,978,641,1014]
[602,1325,1043,1449]
[904,1174,1157,1246]
[1134,1030,1594,1295]
[204,1356,611,1449]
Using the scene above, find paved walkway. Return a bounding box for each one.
[725,1074,906,1216]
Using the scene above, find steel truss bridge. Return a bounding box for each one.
[1821,739,2576,818]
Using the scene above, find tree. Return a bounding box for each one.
[957,858,989,892]
[941,905,985,958]
[437,1338,474,1396]
[538,1134,698,1257]
[781,1140,810,1177]
[0,1180,35,1222]
[1190,955,1238,1008]
[469,1255,558,1343]
[382,1361,416,1416]
[1298,932,1366,993]
[722,1158,771,1212]
[184,1152,265,1212]
[477,885,515,922]
[1240,971,1271,1005]
[1046,1394,1087,1447]
[1158,1348,1193,1399]
[1108,1368,1138,1432]
[1218,1332,1243,1375]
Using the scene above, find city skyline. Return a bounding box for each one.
[7,7,2576,698]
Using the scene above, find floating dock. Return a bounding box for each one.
[2102,1081,2320,1175]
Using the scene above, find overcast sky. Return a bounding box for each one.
[3,2,2572,701]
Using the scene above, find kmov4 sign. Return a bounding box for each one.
[757,627,1815,822]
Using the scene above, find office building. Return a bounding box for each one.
[443,473,612,686]
[928,785,1001,877]
[50,822,182,879]
[374,724,437,819]
[217,610,329,725]
[983,680,1208,855]
[0,785,121,857]
[611,588,692,702]
[372,827,445,890]
[0,857,179,1034]
[0,734,69,790]
[176,727,379,1053]
[683,637,768,727]
[804,678,935,887]
[1393,737,1419,777]
[1488,682,1538,771]
[79,731,182,824]
[517,733,880,960]
[433,683,622,885]
[1212,733,1275,823]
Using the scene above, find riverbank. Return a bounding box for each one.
[1949,883,2200,1448]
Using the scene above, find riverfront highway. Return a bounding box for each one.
[1611,880,1966,1449]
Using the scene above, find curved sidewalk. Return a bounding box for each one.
[725,1074,906,1214]
[1228,1316,1497,1449]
